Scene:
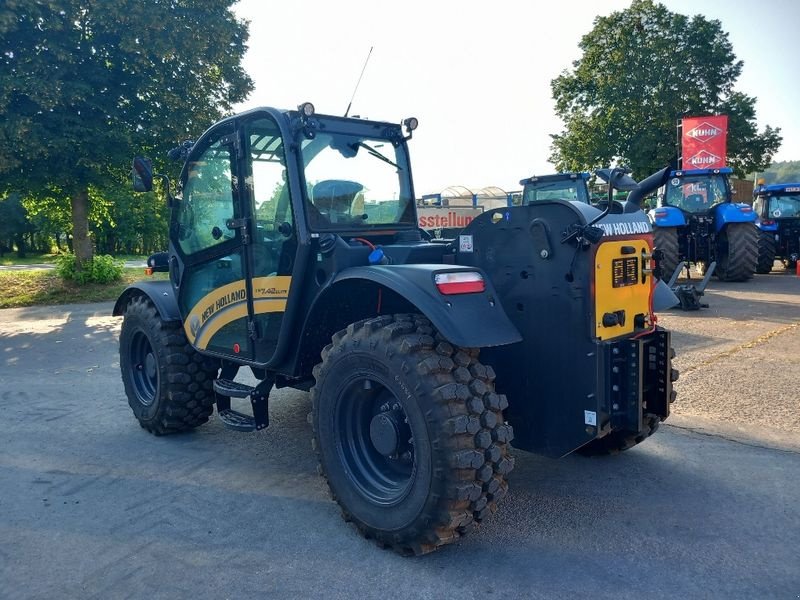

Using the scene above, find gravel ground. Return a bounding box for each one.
[1,269,798,599]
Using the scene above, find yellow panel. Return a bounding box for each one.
[594,240,653,340]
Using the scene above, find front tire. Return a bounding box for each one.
[756,230,776,274]
[715,223,758,281]
[310,314,514,555]
[119,295,218,435]
[654,227,680,281]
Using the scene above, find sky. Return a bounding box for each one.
[232,0,799,195]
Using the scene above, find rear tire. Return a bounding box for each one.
[310,314,514,555]
[715,223,757,281]
[119,295,218,435]
[654,227,680,280]
[756,230,776,274]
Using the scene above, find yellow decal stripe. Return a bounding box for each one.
[183,276,291,349]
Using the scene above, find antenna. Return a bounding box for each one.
[344,46,373,118]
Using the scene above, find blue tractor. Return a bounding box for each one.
[753,182,800,272]
[648,167,758,281]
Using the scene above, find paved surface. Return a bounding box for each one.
[1,271,799,599]
[0,260,147,271]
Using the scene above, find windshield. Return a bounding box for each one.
[766,194,800,219]
[523,179,589,203]
[664,175,728,213]
[300,131,415,230]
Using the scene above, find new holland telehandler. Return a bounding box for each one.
[115,102,679,555]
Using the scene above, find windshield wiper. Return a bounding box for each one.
[352,141,402,170]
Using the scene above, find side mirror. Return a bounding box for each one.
[610,172,639,192]
[132,157,154,192]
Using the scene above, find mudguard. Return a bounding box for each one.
[332,265,522,348]
[756,220,779,232]
[112,280,181,321]
[648,206,686,227]
[713,203,757,233]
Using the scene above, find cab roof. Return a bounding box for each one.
[754,183,800,195]
[669,168,733,177]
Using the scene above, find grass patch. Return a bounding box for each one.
[0,268,168,309]
[0,253,61,266]
[0,253,146,266]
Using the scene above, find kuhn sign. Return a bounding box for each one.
[686,149,723,168]
[681,115,728,169]
[685,121,723,143]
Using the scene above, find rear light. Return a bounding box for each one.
[434,271,485,295]
[739,205,753,213]
[144,267,154,276]
[761,219,775,226]
[654,209,668,220]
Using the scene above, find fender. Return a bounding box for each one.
[713,203,757,233]
[112,280,181,321]
[648,206,686,227]
[332,265,522,348]
[756,219,779,232]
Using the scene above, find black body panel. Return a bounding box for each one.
[453,203,669,456]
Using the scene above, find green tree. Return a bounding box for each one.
[757,160,800,185]
[550,0,782,179]
[0,0,253,272]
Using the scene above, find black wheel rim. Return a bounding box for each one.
[130,330,158,406]
[335,376,415,506]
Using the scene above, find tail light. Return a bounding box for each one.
[739,205,753,213]
[654,209,668,220]
[434,271,485,295]
[761,219,775,226]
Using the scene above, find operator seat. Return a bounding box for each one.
[310,180,364,226]
[685,193,705,209]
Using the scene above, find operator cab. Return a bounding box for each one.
[519,172,591,205]
[659,168,731,213]
[753,184,800,221]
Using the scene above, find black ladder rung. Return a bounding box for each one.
[218,409,257,432]
[214,378,255,398]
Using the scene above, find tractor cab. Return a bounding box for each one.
[753,182,800,272]
[519,172,591,204]
[661,169,729,213]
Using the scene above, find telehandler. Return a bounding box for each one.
[116,102,679,554]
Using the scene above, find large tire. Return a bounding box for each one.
[653,226,680,281]
[715,222,758,281]
[756,230,776,274]
[310,314,514,555]
[119,295,218,435]
[577,351,679,456]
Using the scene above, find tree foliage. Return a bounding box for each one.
[550,0,782,179]
[0,193,34,256]
[758,160,800,185]
[0,0,253,267]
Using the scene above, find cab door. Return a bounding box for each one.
[241,115,298,364]
[171,121,255,360]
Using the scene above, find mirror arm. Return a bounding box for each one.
[155,172,175,207]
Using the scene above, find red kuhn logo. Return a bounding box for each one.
[687,150,722,167]
[686,122,722,142]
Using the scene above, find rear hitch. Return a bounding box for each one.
[667,261,716,310]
